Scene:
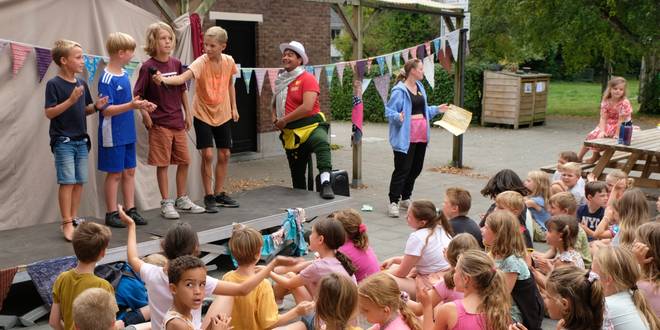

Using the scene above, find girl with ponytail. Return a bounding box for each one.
[419,250,511,330]
[271,217,357,303]
[634,222,660,315]
[544,266,605,330]
[333,209,380,282]
[381,200,454,297]
[593,246,659,330]
[358,272,421,330]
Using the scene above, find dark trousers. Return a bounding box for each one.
[284,126,332,190]
[388,143,427,203]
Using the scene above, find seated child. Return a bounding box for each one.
[219,224,313,329]
[544,267,605,330]
[557,162,586,205]
[358,272,421,330]
[532,215,585,290]
[443,187,483,248]
[49,222,116,330]
[72,288,118,330]
[543,192,592,268]
[495,191,534,249]
[634,222,660,315]
[551,151,582,183]
[163,255,232,330]
[577,181,608,240]
[523,171,552,242]
[380,200,453,297]
[333,209,380,282]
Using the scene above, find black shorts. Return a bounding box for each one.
[193,117,232,149]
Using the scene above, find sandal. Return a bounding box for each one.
[60,220,75,242]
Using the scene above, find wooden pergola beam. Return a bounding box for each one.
[331,4,358,41]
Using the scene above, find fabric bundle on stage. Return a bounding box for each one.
[0,266,18,310]
[27,256,77,307]
[352,96,363,145]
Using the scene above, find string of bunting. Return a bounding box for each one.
[1,30,462,102]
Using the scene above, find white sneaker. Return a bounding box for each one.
[398,199,411,210]
[175,195,206,214]
[161,199,180,219]
[388,202,400,218]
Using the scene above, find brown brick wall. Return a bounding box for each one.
[203,0,331,133]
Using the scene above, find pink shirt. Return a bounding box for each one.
[451,299,487,330]
[433,280,463,303]
[338,241,380,282]
[638,281,660,316]
[300,257,356,296]
[372,315,411,330]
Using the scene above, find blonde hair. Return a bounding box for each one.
[333,209,369,250]
[605,169,634,189]
[485,210,526,258]
[105,32,136,55]
[549,192,578,215]
[358,272,421,330]
[613,188,650,246]
[72,288,118,330]
[316,273,358,330]
[143,253,167,267]
[205,26,228,44]
[594,247,659,329]
[229,224,263,265]
[396,59,422,82]
[636,222,660,288]
[51,39,82,66]
[602,76,627,101]
[457,250,511,330]
[526,171,551,206]
[445,187,472,215]
[495,191,524,215]
[444,233,480,288]
[558,162,581,176]
[546,267,605,330]
[144,22,176,57]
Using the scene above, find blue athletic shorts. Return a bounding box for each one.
[98,142,136,173]
[53,138,89,184]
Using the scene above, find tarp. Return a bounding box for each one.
[0,0,200,230]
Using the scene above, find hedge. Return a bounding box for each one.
[329,63,487,123]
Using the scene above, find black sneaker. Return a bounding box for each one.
[127,207,148,226]
[320,181,335,199]
[204,194,219,213]
[105,211,125,228]
[215,192,239,208]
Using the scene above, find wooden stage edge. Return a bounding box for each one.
[5,185,350,284]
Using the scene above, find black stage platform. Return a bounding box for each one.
[1,186,350,283]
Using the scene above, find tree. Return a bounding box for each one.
[470,0,659,113]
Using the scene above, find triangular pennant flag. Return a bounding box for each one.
[83,55,100,84]
[305,66,314,74]
[425,42,432,57]
[410,47,417,59]
[102,56,110,64]
[376,56,385,76]
[313,66,322,83]
[402,49,410,62]
[10,43,32,77]
[366,58,373,75]
[324,64,335,87]
[417,44,426,60]
[373,74,391,105]
[385,54,393,75]
[361,78,371,94]
[34,47,52,82]
[254,68,266,95]
[393,52,401,68]
[423,55,435,89]
[336,62,346,85]
[447,30,460,60]
[433,38,441,55]
[123,61,139,78]
[356,60,367,80]
[438,48,452,72]
[232,64,242,86]
[241,68,254,93]
[267,68,279,93]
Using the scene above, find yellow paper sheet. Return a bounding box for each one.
[433,105,472,136]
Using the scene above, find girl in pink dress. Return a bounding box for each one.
[578,77,633,163]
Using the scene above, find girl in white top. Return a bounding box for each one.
[592,246,659,330]
[381,200,453,297]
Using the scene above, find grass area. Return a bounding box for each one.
[547,80,639,117]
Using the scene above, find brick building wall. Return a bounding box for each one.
[204,0,331,134]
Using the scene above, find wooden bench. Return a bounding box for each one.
[540,151,631,175]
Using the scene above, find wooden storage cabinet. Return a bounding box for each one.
[481,71,551,129]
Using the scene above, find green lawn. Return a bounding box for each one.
[547,80,639,117]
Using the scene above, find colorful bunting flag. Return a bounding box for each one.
[242,68,254,93]
[410,46,417,59]
[373,74,390,105]
[402,49,409,62]
[416,44,426,60]
[123,61,139,78]
[254,68,266,95]
[393,52,401,68]
[83,55,100,84]
[325,64,335,86]
[447,30,460,60]
[336,62,346,85]
[425,42,432,58]
[433,38,441,55]
[361,78,371,94]
[10,42,32,77]
[34,47,52,82]
[356,60,367,80]
[423,55,435,89]
[438,48,452,72]
[366,58,373,75]
[314,66,322,84]
[267,68,279,93]
[385,54,393,75]
[232,64,241,86]
[376,56,385,76]
[305,66,314,75]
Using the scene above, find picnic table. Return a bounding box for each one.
[583,128,660,188]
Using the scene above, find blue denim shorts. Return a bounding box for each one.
[53,138,89,184]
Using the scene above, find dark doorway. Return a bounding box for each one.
[216,19,258,153]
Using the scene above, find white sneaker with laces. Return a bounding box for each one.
[161,199,180,219]
[388,202,400,218]
[175,195,206,214]
[398,199,411,210]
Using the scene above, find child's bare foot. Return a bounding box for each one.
[60,220,74,242]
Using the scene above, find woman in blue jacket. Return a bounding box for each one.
[385,58,447,217]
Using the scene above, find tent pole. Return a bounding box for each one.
[351,4,363,188]
[451,20,467,168]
